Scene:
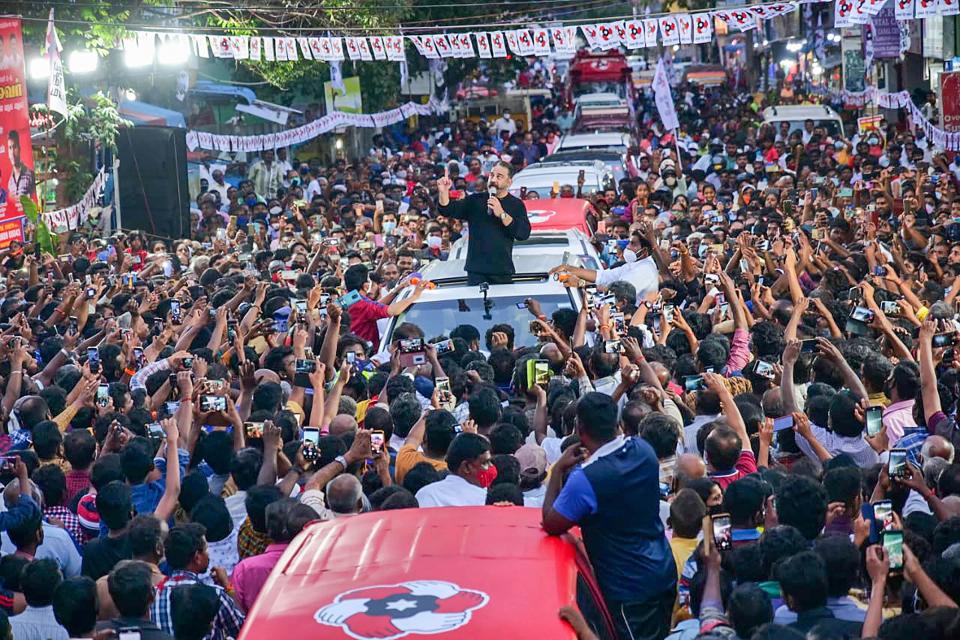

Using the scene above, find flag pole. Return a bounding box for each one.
[673,131,683,172]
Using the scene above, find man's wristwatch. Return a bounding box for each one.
[334,454,349,468]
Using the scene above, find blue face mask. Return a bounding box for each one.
[697,244,709,258]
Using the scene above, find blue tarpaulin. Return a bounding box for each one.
[118,100,187,128]
[189,81,257,104]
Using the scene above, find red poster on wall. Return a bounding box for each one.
[943,71,960,162]
[0,18,33,247]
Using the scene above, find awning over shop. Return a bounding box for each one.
[118,99,187,128]
[235,100,303,126]
[189,81,257,104]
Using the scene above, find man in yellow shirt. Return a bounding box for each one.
[394,409,457,485]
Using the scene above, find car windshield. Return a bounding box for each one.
[781,119,843,138]
[573,83,625,99]
[394,293,574,348]
[509,178,601,198]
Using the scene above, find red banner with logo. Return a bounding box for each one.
[943,71,960,162]
[0,18,33,247]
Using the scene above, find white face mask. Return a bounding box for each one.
[427,236,442,249]
[623,248,638,263]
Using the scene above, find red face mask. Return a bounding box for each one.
[475,463,498,488]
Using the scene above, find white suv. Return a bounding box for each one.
[376,254,585,351]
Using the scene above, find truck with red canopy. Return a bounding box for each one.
[238,506,619,639]
[565,50,636,110]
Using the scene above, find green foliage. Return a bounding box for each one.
[63,91,132,154]
[20,196,57,254]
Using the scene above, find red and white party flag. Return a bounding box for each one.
[915,0,939,16]
[476,32,492,58]
[297,37,313,60]
[369,37,386,60]
[433,34,453,58]
[209,35,233,58]
[345,37,361,60]
[490,31,507,57]
[357,37,373,60]
[598,22,618,50]
[658,16,680,45]
[330,38,345,60]
[532,29,551,56]
[580,24,601,50]
[643,18,659,47]
[505,30,521,55]
[677,14,693,45]
[458,33,475,58]
[693,14,713,44]
[624,20,644,49]
[835,0,853,28]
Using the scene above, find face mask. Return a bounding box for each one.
[623,248,638,263]
[665,176,677,187]
[290,177,301,187]
[383,221,397,234]
[427,236,442,249]
[245,196,258,206]
[697,244,709,259]
[476,463,498,488]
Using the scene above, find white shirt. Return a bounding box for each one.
[1,523,81,578]
[493,116,517,137]
[9,605,68,640]
[225,490,248,530]
[415,474,487,508]
[684,414,719,454]
[595,256,660,303]
[523,485,546,508]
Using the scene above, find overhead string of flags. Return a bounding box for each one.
[121,0,957,66]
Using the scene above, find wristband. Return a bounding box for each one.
[124,367,137,377]
[536,314,547,321]
[599,324,610,331]
[334,454,348,468]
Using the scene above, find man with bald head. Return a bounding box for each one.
[325,475,364,517]
[329,414,358,438]
[922,435,955,464]
[674,453,707,489]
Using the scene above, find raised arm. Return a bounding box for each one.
[153,418,182,522]
[703,372,749,450]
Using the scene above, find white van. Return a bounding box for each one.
[761,104,845,138]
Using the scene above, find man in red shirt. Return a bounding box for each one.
[701,373,758,491]
[343,263,427,345]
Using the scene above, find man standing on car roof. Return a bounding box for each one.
[437,161,531,286]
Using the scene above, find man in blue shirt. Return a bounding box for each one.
[543,392,676,640]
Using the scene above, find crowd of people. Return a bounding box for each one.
[0,54,958,640]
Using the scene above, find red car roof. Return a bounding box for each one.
[569,52,630,83]
[524,198,595,234]
[239,506,580,640]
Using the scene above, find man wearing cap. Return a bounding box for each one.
[437,161,531,286]
[515,444,548,507]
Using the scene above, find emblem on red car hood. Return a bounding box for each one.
[315,580,489,639]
